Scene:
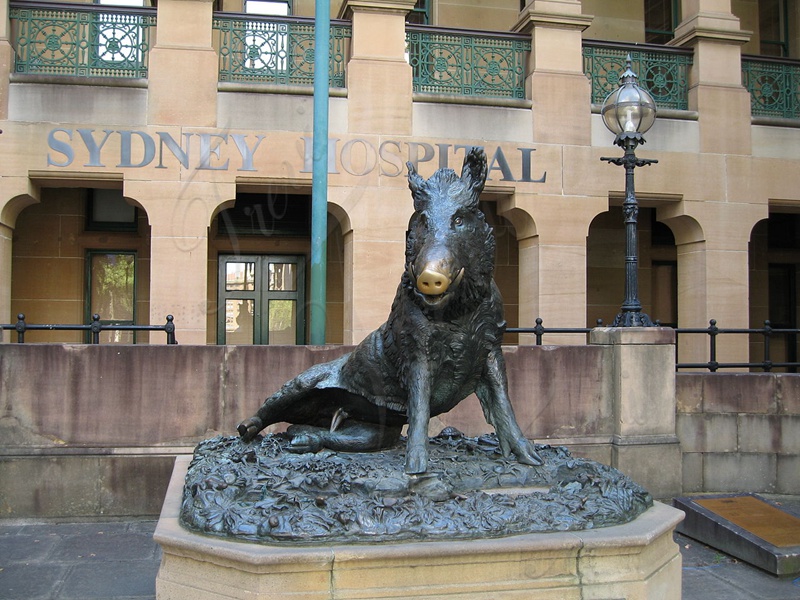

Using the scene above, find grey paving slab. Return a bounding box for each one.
[55,531,160,561]
[0,533,59,562]
[677,531,800,600]
[58,560,160,600]
[0,520,160,600]
[681,567,756,600]
[0,563,71,600]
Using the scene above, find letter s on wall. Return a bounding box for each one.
[47,129,74,167]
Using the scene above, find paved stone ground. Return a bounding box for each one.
[677,530,800,599]
[1,497,799,599]
[0,520,161,600]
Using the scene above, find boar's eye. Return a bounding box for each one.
[453,216,463,227]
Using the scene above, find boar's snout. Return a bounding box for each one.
[412,261,465,307]
[416,268,450,296]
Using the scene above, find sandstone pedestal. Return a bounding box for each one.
[155,456,685,599]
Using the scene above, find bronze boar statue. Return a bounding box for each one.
[238,147,543,474]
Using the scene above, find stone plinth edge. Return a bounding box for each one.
[155,456,685,599]
[590,326,676,346]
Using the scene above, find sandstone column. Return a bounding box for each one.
[0,0,12,119]
[659,199,765,366]
[501,192,607,344]
[147,0,218,126]
[672,0,752,154]
[126,180,235,344]
[339,0,416,136]
[512,0,593,145]
[331,184,409,344]
[333,1,416,342]
[666,1,760,365]
[507,1,595,343]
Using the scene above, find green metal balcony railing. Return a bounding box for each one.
[583,41,693,111]
[742,55,800,119]
[9,1,155,79]
[406,26,530,100]
[213,14,350,87]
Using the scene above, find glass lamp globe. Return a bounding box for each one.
[601,57,657,136]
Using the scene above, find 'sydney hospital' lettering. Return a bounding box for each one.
[46,129,266,171]
[46,128,547,183]
[298,137,545,183]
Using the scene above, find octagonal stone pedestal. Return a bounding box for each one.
[154,456,685,600]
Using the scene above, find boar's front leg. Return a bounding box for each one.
[476,347,543,466]
[404,363,431,475]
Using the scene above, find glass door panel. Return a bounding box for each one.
[269,262,297,291]
[268,299,296,344]
[87,250,136,343]
[89,252,135,320]
[225,299,255,344]
[226,262,256,291]
[218,255,305,345]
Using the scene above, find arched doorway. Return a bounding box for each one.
[11,186,151,343]
[587,206,677,327]
[480,200,520,341]
[749,213,799,371]
[208,189,344,345]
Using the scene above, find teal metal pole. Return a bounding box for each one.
[310,0,329,344]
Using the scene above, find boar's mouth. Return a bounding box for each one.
[410,266,465,308]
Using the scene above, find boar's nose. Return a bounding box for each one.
[416,268,450,296]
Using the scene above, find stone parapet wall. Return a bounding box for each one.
[3,342,795,518]
[0,343,616,518]
[676,373,800,495]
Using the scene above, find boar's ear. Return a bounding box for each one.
[460,147,487,208]
[407,161,428,212]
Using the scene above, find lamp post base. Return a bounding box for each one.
[612,311,655,327]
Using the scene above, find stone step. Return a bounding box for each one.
[674,494,800,576]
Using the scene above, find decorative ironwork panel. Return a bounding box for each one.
[583,44,692,111]
[10,4,154,79]
[406,28,529,99]
[214,16,350,87]
[742,57,800,119]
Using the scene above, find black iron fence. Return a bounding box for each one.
[3,314,798,371]
[675,320,798,373]
[506,318,603,345]
[1,313,177,344]
[507,318,799,373]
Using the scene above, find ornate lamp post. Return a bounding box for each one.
[600,55,658,327]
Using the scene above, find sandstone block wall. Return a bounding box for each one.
[2,344,797,518]
[676,373,800,495]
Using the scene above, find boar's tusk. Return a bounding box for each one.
[330,408,349,432]
[453,268,465,288]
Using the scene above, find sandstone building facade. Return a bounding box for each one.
[0,0,798,369]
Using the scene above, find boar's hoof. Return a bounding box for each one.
[286,434,324,453]
[237,416,264,442]
[404,446,428,475]
[515,439,544,467]
[285,425,324,453]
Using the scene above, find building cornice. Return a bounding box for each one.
[671,13,752,47]
[337,0,417,20]
[512,2,593,35]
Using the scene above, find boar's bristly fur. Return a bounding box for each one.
[238,147,543,474]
